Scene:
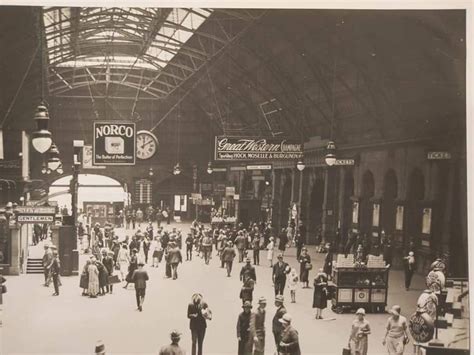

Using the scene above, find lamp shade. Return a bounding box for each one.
[32,104,53,153]
[56,166,64,175]
[296,159,305,171]
[325,141,337,166]
[47,143,61,171]
[149,167,154,177]
[173,163,181,175]
[207,161,213,174]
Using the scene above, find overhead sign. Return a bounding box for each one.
[215,137,303,161]
[18,215,54,223]
[427,152,451,160]
[93,122,136,165]
[16,206,56,215]
[225,187,235,197]
[212,167,228,172]
[246,164,272,170]
[334,159,355,166]
[83,145,106,169]
[230,166,247,171]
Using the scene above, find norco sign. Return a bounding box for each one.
[215,137,303,161]
[93,122,136,166]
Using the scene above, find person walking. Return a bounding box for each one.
[383,305,409,355]
[267,237,275,267]
[124,248,138,289]
[167,241,183,280]
[297,247,311,288]
[295,232,305,260]
[237,301,254,355]
[201,232,213,265]
[50,251,61,296]
[240,258,257,284]
[131,261,149,311]
[80,260,90,296]
[240,276,256,305]
[186,232,194,261]
[222,241,236,277]
[102,251,115,294]
[312,269,328,319]
[348,308,371,355]
[252,234,260,266]
[235,232,247,263]
[88,256,100,298]
[250,297,266,355]
[323,243,333,279]
[272,254,290,296]
[117,243,130,281]
[188,293,208,355]
[159,330,186,355]
[278,313,301,355]
[403,251,415,291]
[287,268,299,303]
[42,245,53,287]
[278,229,288,256]
[136,208,144,228]
[272,295,287,352]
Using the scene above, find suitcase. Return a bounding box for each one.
[108,275,121,284]
[79,273,88,289]
[342,347,351,355]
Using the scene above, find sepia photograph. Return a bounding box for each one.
[0,1,471,354]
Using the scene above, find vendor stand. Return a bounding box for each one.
[330,254,389,313]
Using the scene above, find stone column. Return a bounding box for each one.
[440,160,455,254]
[337,167,346,249]
[9,225,20,275]
[322,166,337,243]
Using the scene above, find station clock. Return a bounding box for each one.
[136,130,159,160]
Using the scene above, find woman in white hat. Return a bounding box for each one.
[348,308,371,355]
[383,305,409,355]
[403,251,415,290]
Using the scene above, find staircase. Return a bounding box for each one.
[26,258,43,274]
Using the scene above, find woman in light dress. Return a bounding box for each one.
[287,268,299,303]
[116,243,130,281]
[266,237,275,267]
[87,256,100,298]
[348,308,371,355]
[383,305,409,355]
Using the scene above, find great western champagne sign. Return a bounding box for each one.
[93,122,136,165]
[215,137,303,161]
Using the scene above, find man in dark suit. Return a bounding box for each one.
[272,254,290,296]
[240,258,257,284]
[131,262,149,311]
[272,295,287,351]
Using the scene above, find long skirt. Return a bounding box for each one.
[386,336,405,355]
[88,273,99,296]
[350,336,368,355]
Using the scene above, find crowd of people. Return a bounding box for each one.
[39,214,419,355]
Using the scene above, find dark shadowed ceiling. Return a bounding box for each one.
[0,7,466,176]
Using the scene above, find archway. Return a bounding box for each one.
[280,173,292,228]
[405,168,425,249]
[359,170,375,235]
[381,169,398,235]
[308,178,324,244]
[50,174,127,227]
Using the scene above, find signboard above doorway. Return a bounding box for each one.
[93,122,136,165]
[215,137,303,161]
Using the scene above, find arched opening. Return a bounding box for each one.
[405,168,425,250]
[381,169,398,236]
[308,178,325,244]
[280,173,292,228]
[359,170,375,236]
[50,174,127,227]
[342,170,355,239]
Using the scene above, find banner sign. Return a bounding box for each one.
[334,159,355,166]
[215,137,303,161]
[16,206,56,215]
[93,122,136,165]
[427,152,451,160]
[18,215,54,223]
[246,164,272,170]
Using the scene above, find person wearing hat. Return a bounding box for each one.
[278,228,288,255]
[234,231,247,263]
[187,293,208,355]
[124,248,138,289]
[42,244,53,287]
[348,308,371,355]
[201,232,213,265]
[403,251,415,291]
[278,313,301,355]
[312,269,328,319]
[240,258,257,284]
[251,233,261,266]
[159,330,186,355]
[102,250,115,294]
[221,241,236,277]
[272,295,287,351]
[50,250,61,296]
[266,237,275,268]
[131,261,149,311]
[297,247,311,288]
[94,340,106,355]
[250,297,267,355]
[168,241,183,280]
[272,254,290,296]
[88,256,100,298]
[117,243,130,281]
[186,232,194,261]
[383,305,409,355]
[237,301,254,355]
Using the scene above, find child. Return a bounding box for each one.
[201,302,213,320]
[267,237,275,267]
[288,268,299,303]
[152,246,160,267]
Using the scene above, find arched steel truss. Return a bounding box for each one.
[43,7,265,99]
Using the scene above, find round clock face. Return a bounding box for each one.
[136,131,158,160]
